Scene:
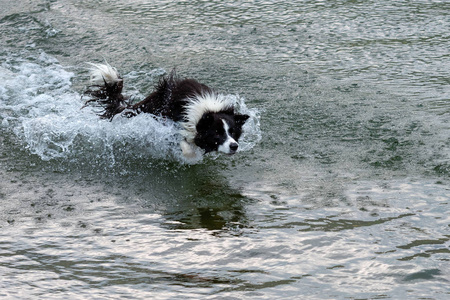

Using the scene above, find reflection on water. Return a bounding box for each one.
[116,165,253,231]
[3,170,449,299]
[1,166,449,299]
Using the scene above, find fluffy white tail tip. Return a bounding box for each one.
[87,62,121,85]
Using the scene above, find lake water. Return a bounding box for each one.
[1,0,449,299]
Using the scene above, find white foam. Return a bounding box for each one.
[231,94,262,152]
[0,52,261,167]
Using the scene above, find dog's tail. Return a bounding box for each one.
[83,62,133,120]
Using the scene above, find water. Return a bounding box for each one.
[1,0,449,299]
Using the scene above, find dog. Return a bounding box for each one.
[84,63,250,159]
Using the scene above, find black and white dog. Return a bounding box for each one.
[84,63,249,159]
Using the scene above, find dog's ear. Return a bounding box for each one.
[197,112,215,129]
[234,114,250,126]
[201,112,214,123]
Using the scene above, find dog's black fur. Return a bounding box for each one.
[134,74,213,122]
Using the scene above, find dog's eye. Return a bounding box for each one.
[228,128,234,135]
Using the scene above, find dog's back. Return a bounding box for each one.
[132,73,213,122]
[84,65,213,122]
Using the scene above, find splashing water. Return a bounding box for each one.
[0,52,261,167]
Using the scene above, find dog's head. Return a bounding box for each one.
[194,112,249,155]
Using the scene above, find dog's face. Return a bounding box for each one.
[194,112,250,154]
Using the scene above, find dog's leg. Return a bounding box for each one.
[180,139,200,158]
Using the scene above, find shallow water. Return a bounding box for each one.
[1,0,449,299]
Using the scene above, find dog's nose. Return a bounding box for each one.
[230,142,238,152]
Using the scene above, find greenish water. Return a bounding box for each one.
[1,0,449,299]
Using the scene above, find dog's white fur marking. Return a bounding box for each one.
[88,63,122,85]
[218,119,238,154]
[181,93,234,144]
